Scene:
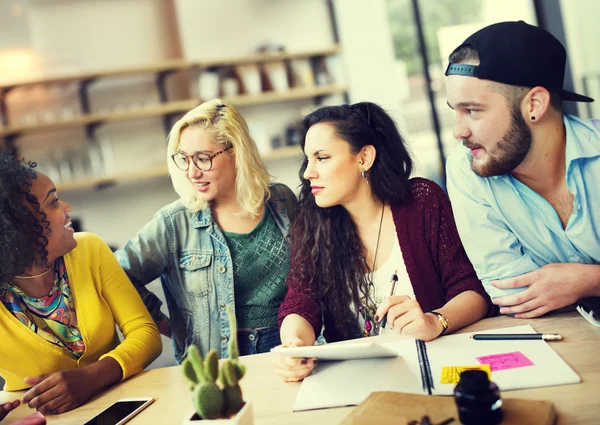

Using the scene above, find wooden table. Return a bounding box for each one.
[3,311,600,424]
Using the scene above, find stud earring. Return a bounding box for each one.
[531,116,536,121]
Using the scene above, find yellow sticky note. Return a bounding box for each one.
[440,364,492,385]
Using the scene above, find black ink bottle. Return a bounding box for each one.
[454,370,503,425]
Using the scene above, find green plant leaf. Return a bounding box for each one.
[205,350,219,383]
[187,344,208,383]
[226,306,239,360]
[234,362,246,380]
[222,386,244,417]
[193,383,224,420]
[222,360,238,387]
[182,358,199,385]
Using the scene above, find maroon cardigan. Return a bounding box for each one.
[278,178,496,342]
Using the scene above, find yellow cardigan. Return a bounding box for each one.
[0,232,162,391]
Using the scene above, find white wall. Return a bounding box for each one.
[0,1,30,49]
[27,0,180,72]
[333,0,403,111]
[560,0,600,117]
[174,0,334,60]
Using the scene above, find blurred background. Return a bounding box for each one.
[0,0,597,371]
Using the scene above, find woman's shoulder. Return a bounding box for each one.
[150,199,203,230]
[68,232,112,264]
[73,231,106,247]
[405,177,450,210]
[268,182,297,199]
[392,178,449,218]
[268,182,299,214]
[408,177,446,200]
[155,199,192,219]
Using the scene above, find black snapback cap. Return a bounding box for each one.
[445,21,594,103]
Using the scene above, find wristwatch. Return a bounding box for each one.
[429,311,450,336]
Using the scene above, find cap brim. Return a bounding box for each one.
[559,89,594,103]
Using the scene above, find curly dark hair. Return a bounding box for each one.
[0,151,50,282]
[288,102,413,341]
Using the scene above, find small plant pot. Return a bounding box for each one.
[182,400,253,425]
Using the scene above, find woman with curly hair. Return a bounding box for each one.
[0,152,161,418]
[116,99,298,361]
[274,103,496,382]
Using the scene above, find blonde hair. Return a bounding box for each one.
[167,99,271,217]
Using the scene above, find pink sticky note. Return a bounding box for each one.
[476,351,534,371]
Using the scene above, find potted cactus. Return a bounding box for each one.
[182,306,252,424]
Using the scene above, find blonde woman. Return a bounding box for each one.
[116,99,298,361]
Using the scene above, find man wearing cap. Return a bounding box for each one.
[444,20,599,318]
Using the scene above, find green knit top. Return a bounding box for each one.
[222,208,289,329]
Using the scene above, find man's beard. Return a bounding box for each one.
[465,107,532,177]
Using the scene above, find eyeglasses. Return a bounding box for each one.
[171,146,232,172]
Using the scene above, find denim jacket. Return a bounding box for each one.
[115,183,298,363]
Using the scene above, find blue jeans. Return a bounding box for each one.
[237,326,281,356]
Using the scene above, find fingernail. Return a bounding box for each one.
[374,315,380,322]
[301,359,308,365]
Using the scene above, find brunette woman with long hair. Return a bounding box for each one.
[274,103,495,381]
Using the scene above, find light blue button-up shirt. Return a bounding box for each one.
[446,115,600,299]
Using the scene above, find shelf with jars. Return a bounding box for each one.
[0,84,346,138]
[0,45,346,190]
[0,45,345,138]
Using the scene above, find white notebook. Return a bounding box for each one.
[292,325,581,411]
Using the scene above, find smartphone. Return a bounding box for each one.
[83,397,154,425]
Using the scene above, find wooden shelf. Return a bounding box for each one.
[0,84,347,137]
[1,115,100,136]
[0,99,196,137]
[262,145,303,161]
[56,146,305,192]
[56,164,170,192]
[199,45,341,68]
[0,45,341,91]
[0,59,191,91]
[222,84,347,107]
[92,99,199,125]
[4,45,344,192]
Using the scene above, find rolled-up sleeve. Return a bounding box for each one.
[97,239,162,380]
[278,246,322,337]
[115,213,171,322]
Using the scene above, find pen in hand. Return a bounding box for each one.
[379,269,398,335]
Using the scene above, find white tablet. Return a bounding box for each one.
[271,342,398,361]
